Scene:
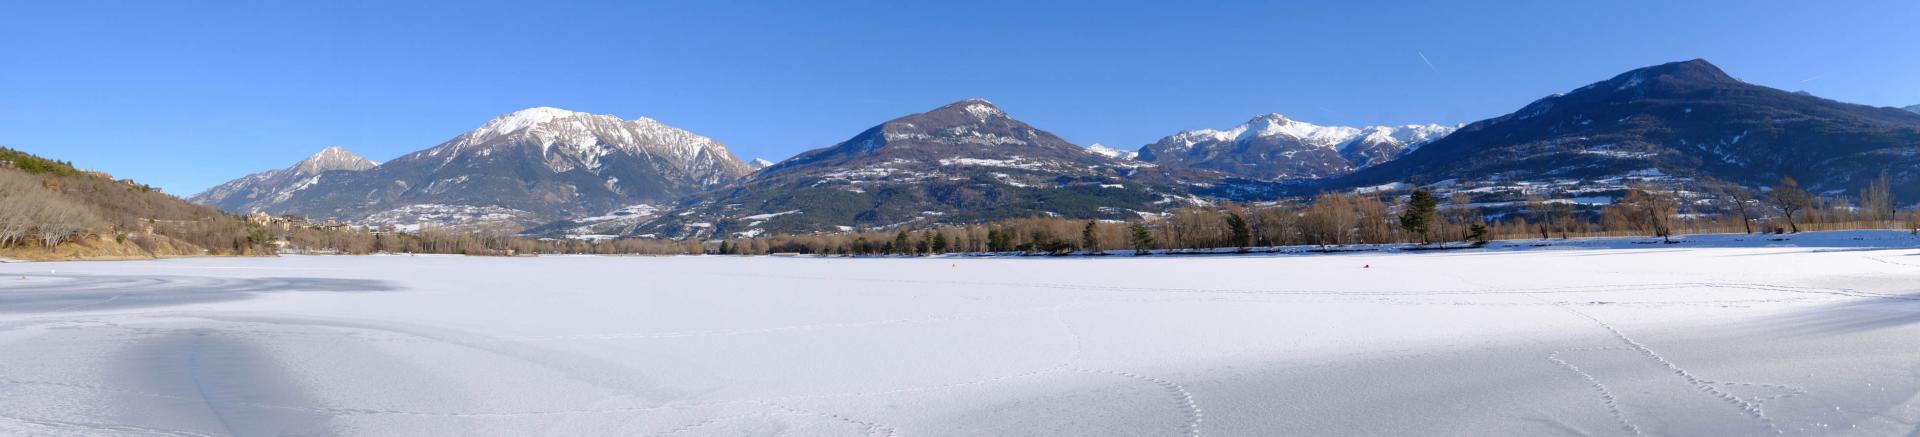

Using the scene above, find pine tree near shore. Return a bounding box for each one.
[1225,211,1252,251]
[1129,222,1154,255]
[1400,190,1438,244]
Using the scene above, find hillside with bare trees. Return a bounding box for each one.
[2,146,706,259]
[0,146,275,259]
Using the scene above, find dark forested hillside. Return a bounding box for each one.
[1317,60,1920,198]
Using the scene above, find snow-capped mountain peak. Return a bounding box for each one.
[481,107,587,137]
[292,146,377,175]
[421,107,749,186]
[750,158,775,169]
[1138,114,1456,180]
[1162,113,1361,150]
[190,146,378,212]
[197,107,753,227]
[1905,104,1919,115]
[960,99,1006,121]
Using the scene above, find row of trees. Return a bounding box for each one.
[9,135,1914,259]
[280,226,702,256]
[245,173,1920,257]
[704,191,1494,256]
[703,174,1919,256]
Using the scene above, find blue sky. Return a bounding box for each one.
[3,0,1917,195]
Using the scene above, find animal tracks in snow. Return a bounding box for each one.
[1544,302,1812,436]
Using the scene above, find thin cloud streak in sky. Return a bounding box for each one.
[1418,52,1439,73]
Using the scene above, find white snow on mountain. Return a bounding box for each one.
[189,146,378,211]
[360,204,540,234]
[750,158,775,169]
[959,98,1005,120]
[424,107,749,186]
[1085,143,1138,160]
[292,146,379,174]
[550,204,668,240]
[1350,123,1456,156]
[1158,114,1454,156]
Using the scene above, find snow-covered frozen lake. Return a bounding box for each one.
[5,231,1920,436]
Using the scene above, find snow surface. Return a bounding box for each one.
[6,231,1920,435]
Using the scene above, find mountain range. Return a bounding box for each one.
[196,108,751,233]
[1318,59,1920,200]
[632,99,1204,238]
[191,59,1920,239]
[1136,114,1455,180]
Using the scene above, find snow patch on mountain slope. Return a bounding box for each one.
[1086,143,1138,160]
[360,204,541,233]
[963,102,1004,120]
[1159,114,1453,156]
[190,146,378,211]
[427,107,749,186]
[741,210,801,221]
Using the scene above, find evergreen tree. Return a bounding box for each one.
[916,230,932,255]
[1129,222,1154,255]
[1225,212,1251,250]
[893,229,912,255]
[931,231,949,253]
[987,228,1013,252]
[1466,223,1489,246]
[1399,190,1438,243]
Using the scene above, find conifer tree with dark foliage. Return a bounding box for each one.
[1466,223,1489,246]
[1225,212,1252,251]
[1399,190,1438,244]
[1129,222,1155,255]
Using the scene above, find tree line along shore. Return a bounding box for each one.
[4,143,1912,260]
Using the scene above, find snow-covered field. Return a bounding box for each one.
[5,231,1920,436]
